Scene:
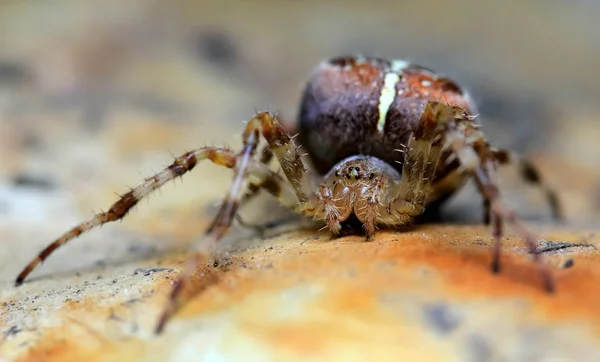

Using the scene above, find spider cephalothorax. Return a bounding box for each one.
[15,56,563,334]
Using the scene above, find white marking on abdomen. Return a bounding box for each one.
[377,72,401,132]
[377,60,410,133]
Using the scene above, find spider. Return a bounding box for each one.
[14,56,563,334]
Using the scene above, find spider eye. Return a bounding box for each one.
[369,173,375,179]
[335,171,340,177]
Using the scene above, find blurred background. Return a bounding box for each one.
[0,0,599,284]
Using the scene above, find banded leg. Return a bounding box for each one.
[155,112,314,333]
[473,161,554,291]
[440,102,554,292]
[492,150,563,221]
[15,147,235,286]
[249,112,313,203]
[232,146,300,235]
[239,114,298,206]
[474,161,504,273]
[241,145,274,204]
[155,129,260,334]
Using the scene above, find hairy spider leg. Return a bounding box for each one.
[234,120,311,233]
[15,147,227,286]
[491,149,563,222]
[437,101,554,293]
[156,111,315,333]
[237,113,298,209]
[14,145,296,287]
[473,160,504,273]
[15,115,306,288]
[376,102,448,231]
[206,145,272,234]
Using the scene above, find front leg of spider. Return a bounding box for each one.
[15,147,233,286]
[375,103,447,230]
[434,101,555,293]
[155,111,317,333]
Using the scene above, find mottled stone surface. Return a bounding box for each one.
[0,0,599,361]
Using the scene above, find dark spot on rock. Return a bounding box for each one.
[423,302,460,334]
[123,298,141,306]
[534,240,596,254]
[11,173,56,190]
[194,31,239,68]
[133,267,174,276]
[96,259,107,267]
[5,325,23,338]
[563,259,574,268]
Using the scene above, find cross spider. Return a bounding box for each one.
[15,56,562,333]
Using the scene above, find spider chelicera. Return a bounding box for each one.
[15,56,562,333]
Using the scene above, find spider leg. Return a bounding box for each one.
[249,112,313,203]
[473,161,554,292]
[482,198,492,225]
[205,146,272,234]
[15,147,237,286]
[491,209,503,273]
[242,145,274,202]
[473,161,503,272]
[156,112,315,333]
[238,113,297,207]
[231,147,300,234]
[224,145,274,222]
[233,116,307,231]
[439,102,554,292]
[492,149,563,221]
[378,102,447,229]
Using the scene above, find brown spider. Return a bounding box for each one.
[14,56,562,334]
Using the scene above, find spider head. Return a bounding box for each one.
[334,165,376,182]
[327,155,401,188]
[331,157,386,186]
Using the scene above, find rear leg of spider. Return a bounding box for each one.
[492,149,563,222]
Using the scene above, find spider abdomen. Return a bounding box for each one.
[298,56,476,176]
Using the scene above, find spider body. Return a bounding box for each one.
[299,56,473,175]
[15,56,563,334]
[298,56,476,217]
